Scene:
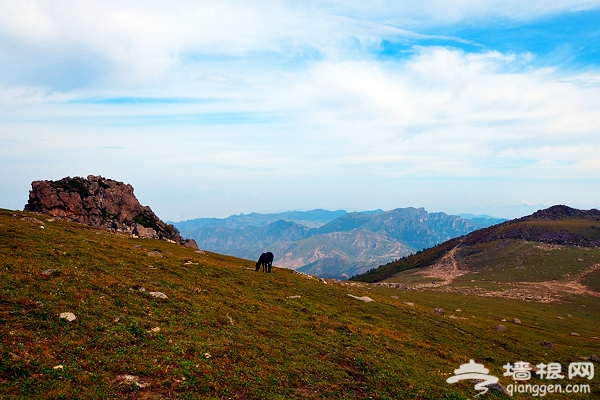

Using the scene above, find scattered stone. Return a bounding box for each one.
[390,296,399,299]
[41,269,55,276]
[494,324,507,332]
[148,327,160,333]
[486,382,510,396]
[184,239,199,250]
[133,224,158,239]
[147,251,163,258]
[132,244,143,250]
[402,302,414,306]
[501,319,507,322]
[287,295,302,299]
[148,291,167,299]
[114,315,124,323]
[59,312,76,322]
[117,374,149,388]
[204,353,211,359]
[590,354,600,363]
[567,314,572,318]
[570,332,581,337]
[348,294,374,303]
[455,308,462,312]
[512,318,522,324]
[20,216,45,226]
[538,341,554,349]
[433,308,444,316]
[195,250,206,254]
[53,365,64,370]
[557,316,564,320]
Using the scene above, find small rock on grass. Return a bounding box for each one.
[570,332,581,337]
[348,294,374,302]
[486,382,510,396]
[433,308,444,316]
[494,324,507,332]
[512,318,521,324]
[59,312,76,322]
[117,374,149,388]
[538,341,554,349]
[148,291,167,299]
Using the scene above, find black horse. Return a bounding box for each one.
[255,252,274,273]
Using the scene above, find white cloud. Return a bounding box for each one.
[2,1,600,217]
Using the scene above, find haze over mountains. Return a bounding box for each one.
[173,208,505,279]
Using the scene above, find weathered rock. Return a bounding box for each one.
[117,374,149,388]
[184,239,199,250]
[348,294,374,302]
[148,291,168,299]
[41,269,55,276]
[147,251,163,258]
[538,341,554,349]
[494,324,507,332]
[59,312,76,322]
[20,216,45,225]
[486,382,510,396]
[433,308,444,316]
[512,318,522,324]
[402,302,415,306]
[133,224,158,239]
[590,354,600,363]
[24,175,188,244]
[570,332,581,337]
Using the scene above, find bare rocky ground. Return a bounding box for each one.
[342,243,600,303]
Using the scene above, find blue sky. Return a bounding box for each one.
[1,1,600,220]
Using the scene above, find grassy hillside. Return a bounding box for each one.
[1,208,599,399]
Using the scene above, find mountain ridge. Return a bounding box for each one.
[352,205,600,287]
[175,207,504,278]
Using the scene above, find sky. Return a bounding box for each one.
[1,1,600,221]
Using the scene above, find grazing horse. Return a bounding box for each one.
[255,252,274,273]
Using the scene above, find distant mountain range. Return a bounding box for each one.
[352,205,600,299]
[174,208,506,279]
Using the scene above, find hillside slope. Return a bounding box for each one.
[352,205,600,302]
[2,208,599,398]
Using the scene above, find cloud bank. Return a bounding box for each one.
[1,1,599,219]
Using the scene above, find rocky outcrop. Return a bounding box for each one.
[24,175,197,247]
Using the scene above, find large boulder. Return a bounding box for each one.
[24,175,193,246]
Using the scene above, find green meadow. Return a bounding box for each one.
[1,209,598,399]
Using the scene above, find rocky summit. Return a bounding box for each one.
[24,175,197,248]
